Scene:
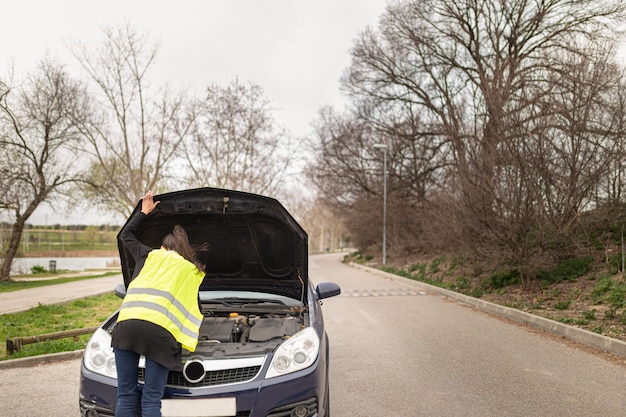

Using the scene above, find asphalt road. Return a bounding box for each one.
[312,253,626,417]
[2,253,626,416]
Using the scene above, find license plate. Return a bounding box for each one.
[161,397,237,417]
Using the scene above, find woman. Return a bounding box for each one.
[111,190,205,417]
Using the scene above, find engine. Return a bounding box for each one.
[198,311,305,344]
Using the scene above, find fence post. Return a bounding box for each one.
[6,338,23,355]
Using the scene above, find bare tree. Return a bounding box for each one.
[70,23,196,217]
[309,106,380,208]
[0,59,90,281]
[182,78,291,196]
[309,101,451,260]
[285,192,350,254]
[312,0,626,279]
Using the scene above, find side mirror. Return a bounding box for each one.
[114,283,127,299]
[316,282,341,300]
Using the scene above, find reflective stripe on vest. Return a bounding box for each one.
[122,287,202,340]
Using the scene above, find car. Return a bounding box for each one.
[79,187,341,417]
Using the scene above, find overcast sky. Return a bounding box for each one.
[1,0,390,225]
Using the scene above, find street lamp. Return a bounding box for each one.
[373,143,387,265]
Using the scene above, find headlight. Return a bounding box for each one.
[83,328,117,378]
[266,327,319,378]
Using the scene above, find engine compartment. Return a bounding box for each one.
[199,313,303,344]
[194,300,309,355]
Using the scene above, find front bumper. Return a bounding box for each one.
[79,353,329,417]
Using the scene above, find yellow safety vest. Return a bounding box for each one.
[117,249,205,352]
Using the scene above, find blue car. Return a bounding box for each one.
[79,188,341,417]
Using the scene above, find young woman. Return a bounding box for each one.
[111,190,205,417]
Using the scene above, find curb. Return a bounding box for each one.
[0,349,84,369]
[350,262,626,358]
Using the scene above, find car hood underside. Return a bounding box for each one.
[117,188,309,300]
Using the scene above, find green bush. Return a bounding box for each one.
[449,256,463,270]
[605,254,623,275]
[554,300,571,310]
[592,277,626,308]
[605,308,616,320]
[582,309,596,320]
[487,270,520,289]
[429,256,446,274]
[380,266,411,279]
[30,265,46,274]
[345,251,373,264]
[409,263,425,272]
[535,256,594,285]
[408,263,426,279]
[453,276,471,290]
[343,251,361,263]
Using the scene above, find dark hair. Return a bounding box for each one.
[162,225,205,273]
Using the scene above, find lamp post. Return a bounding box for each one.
[373,143,387,265]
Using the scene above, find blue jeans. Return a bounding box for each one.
[115,348,170,417]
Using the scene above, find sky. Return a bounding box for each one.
[0,0,391,225]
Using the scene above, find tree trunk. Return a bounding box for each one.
[0,218,27,281]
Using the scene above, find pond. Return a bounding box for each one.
[11,257,120,275]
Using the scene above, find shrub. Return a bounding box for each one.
[592,277,626,308]
[605,308,616,320]
[380,266,411,279]
[487,270,520,289]
[345,251,373,264]
[429,256,446,274]
[535,256,594,284]
[605,254,623,275]
[408,263,426,279]
[582,309,596,320]
[453,276,471,290]
[30,265,46,274]
[448,256,463,270]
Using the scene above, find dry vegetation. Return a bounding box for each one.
[350,251,626,343]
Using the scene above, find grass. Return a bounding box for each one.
[1,268,122,361]
[0,293,122,361]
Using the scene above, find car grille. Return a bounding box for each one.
[138,365,262,388]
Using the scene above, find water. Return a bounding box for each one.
[11,257,120,275]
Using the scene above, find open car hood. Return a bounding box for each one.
[117,188,308,301]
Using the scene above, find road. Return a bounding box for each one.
[1,253,626,416]
[0,273,121,314]
[314,253,626,416]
